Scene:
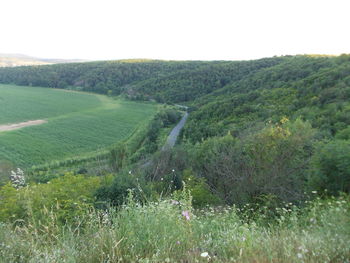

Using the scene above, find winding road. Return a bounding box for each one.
[140,106,189,168]
[162,111,189,150]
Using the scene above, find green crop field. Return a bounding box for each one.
[0,84,157,168]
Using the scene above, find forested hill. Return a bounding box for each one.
[0,57,285,100]
[0,60,220,95]
[0,55,349,142]
[183,55,350,143]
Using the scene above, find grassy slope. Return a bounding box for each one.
[0,84,103,124]
[0,193,348,262]
[0,85,157,167]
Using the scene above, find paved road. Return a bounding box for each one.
[162,112,189,150]
[140,109,189,168]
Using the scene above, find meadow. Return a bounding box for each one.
[0,188,348,263]
[0,84,157,167]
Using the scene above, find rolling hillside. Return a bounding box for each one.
[0,55,349,263]
[0,84,157,167]
[1,54,349,142]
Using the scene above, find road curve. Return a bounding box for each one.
[140,108,189,168]
[162,112,189,150]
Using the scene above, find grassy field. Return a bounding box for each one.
[0,84,157,168]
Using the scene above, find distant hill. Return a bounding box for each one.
[0,54,349,144]
[0,53,88,67]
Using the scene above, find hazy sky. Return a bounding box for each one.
[1,0,349,61]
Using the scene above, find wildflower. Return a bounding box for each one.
[200,252,209,258]
[311,191,317,194]
[297,253,303,259]
[172,169,175,172]
[128,170,132,174]
[176,241,181,245]
[10,168,26,189]
[182,210,190,220]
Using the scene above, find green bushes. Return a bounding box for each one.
[309,139,350,194]
[0,173,106,224]
[95,172,141,207]
[190,119,315,205]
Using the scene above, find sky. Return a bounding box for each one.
[0,0,349,61]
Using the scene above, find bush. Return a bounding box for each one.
[336,125,350,140]
[309,139,350,194]
[143,147,188,195]
[0,173,102,225]
[95,172,146,207]
[191,118,316,205]
[182,169,222,207]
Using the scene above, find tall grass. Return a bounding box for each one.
[0,193,349,263]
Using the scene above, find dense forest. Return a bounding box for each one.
[0,55,349,262]
[0,60,217,95]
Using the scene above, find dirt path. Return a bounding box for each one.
[0,120,47,132]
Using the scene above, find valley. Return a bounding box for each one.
[0,55,349,262]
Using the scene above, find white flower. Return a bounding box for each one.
[297,253,303,259]
[200,252,209,258]
[10,168,26,189]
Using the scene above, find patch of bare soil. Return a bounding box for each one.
[0,120,47,132]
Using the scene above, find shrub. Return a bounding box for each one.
[336,125,350,140]
[95,172,143,206]
[182,169,222,207]
[0,173,102,225]
[309,139,350,194]
[191,118,316,205]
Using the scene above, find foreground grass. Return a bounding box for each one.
[0,193,349,263]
